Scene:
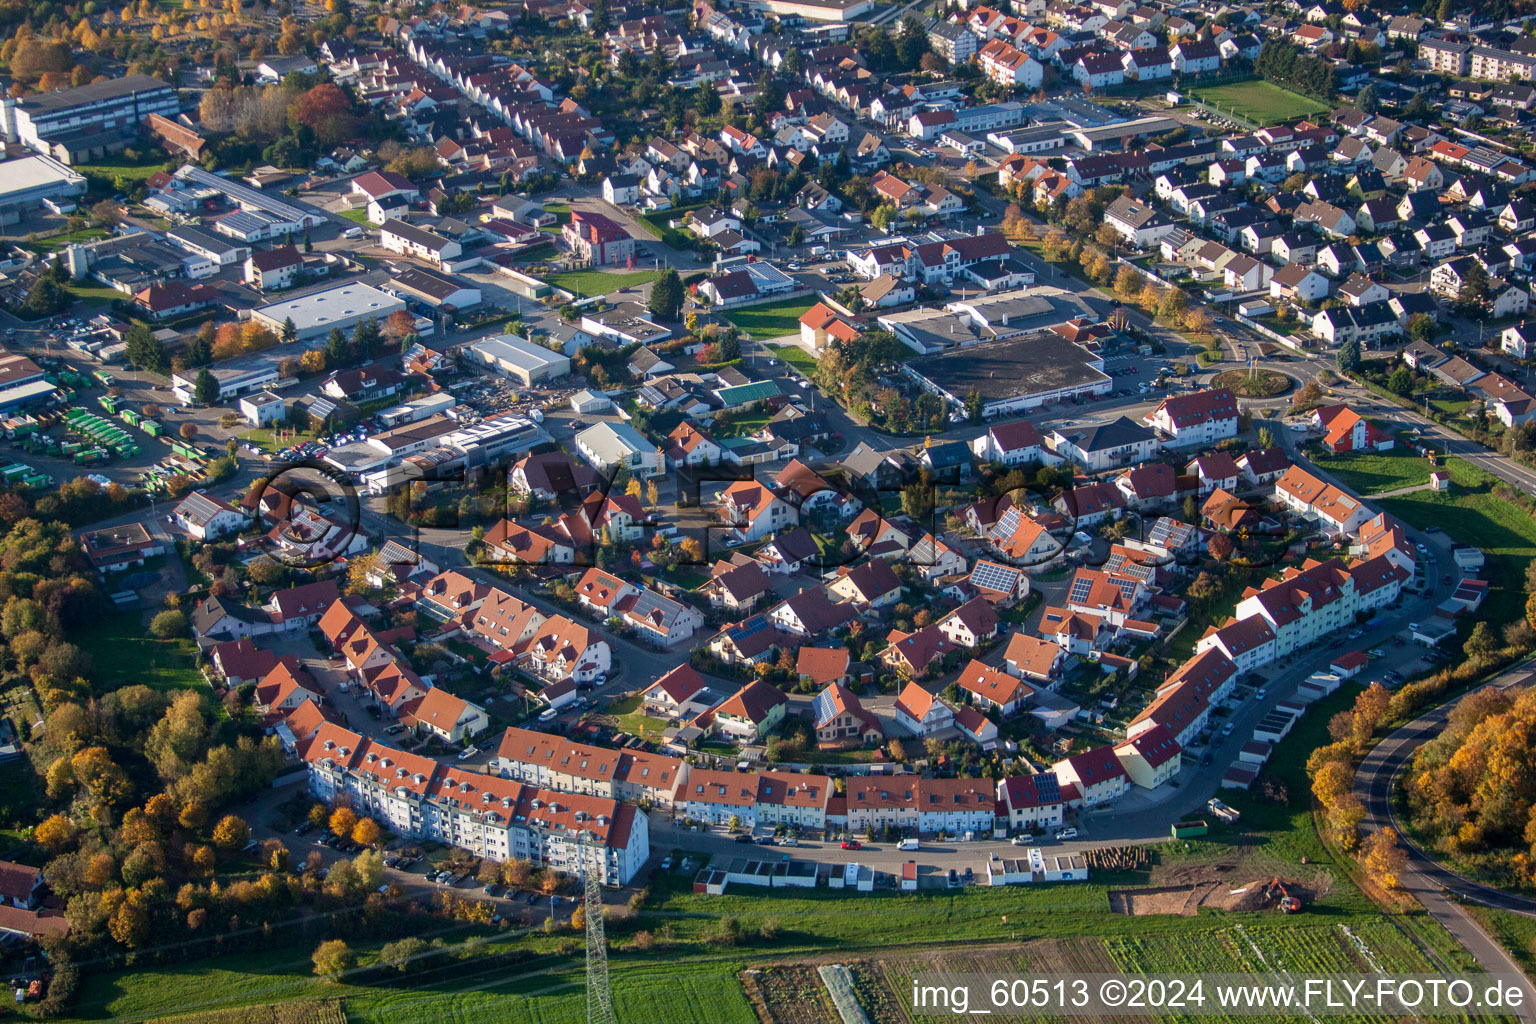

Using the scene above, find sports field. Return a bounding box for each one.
[1188,80,1327,126]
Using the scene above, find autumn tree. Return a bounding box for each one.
[1360,828,1406,891]
[211,813,249,851]
[329,806,358,838]
[352,817,381,847]
[312,939,355,981]
[381,309,417,346]
[289,82,356,145]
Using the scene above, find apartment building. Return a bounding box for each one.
[302,724,649,885]
[1146,387,1239,447]
[1210,555,1409,662]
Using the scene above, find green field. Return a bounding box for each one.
[546,268,661,296]
[723,298,815,340]
[1189,79,1328,126]
[65,282,128,303]
[1377,458,1536,629]
[78,609,208,693]
[31,226,110,254]
[765,343,819,376]
[338,208,370,224]
[75,153,171,193]
[1309,447,1434,494]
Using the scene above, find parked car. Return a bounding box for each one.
[734,833,753,843]
[1011,835,1034,846]
[753,835,774,845]
[841,840,861,850]
[1055,828,1079,840]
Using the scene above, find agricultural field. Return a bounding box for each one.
[833,922,1460,1024]
[1187,80,1328,126]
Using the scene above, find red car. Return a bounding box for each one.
[841,840,862,850]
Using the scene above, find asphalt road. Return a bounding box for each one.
[1354,659,1536,1018]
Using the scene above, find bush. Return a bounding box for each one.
[148,609,189,639]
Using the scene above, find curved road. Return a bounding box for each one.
[1354,659,1536,1018]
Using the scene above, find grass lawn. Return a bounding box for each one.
[78,609,208,694]
[542,204,572,226]
[1309,447,1433,494]
[241,425,320,453]
[1188,79,1328,126]
[1430,395,1475,418]
[546,268,660,296]
[1377,458,1536,630]
[66,282,127,303]
[637,202,710,243]
[723,298,816,341]
[606,693,671,741]
[338,208,369,224]
[30,226,110,254]
[1465,904,1536,976]
[75,153,171,193]
[765,343,819,377]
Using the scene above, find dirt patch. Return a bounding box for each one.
[1109,884,1204,916]
[1110,878,1320,916]
[1149,843,1335,903]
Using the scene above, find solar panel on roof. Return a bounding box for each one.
[732,617,769,640]
[1068,576,1095,604]
[813,688,836,726]
[971,560,1019,593]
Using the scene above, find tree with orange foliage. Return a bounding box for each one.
[352,817,382,847]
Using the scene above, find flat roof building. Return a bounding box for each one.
[903,334,1112,417]
[6,75,180,156]
[465,335,571,385]
[0,155,86,224]
[250,282,406,341]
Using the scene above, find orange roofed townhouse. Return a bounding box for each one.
[1113,723,1182,789]
[1272,465,1376,536]
[1199,555,1408,666]
[1125,647,1238,748]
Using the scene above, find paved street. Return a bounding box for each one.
[1355,658,1536,1020]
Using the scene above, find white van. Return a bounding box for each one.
[342,226,364,239]
[896,838,919,851]
[538,707,558,722]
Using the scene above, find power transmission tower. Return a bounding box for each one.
[580,830,616,1024]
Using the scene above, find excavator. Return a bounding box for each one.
[1264,877,1303,913]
